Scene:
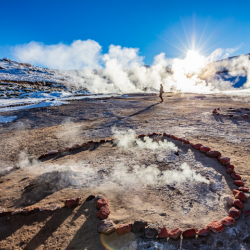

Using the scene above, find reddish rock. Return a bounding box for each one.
[168,228,182,239]
[218,156,230,166]
[138,134,145,138]
[245,209,250,216]
[165,133,171,137]
[178,138,183,142]
[221,217,235,226]
[228,114,234,117]
[132,219,148,233]
[197,227,210,236]
[158,227,168,238]
[82,143,87,147]
[99,140,106,143]
[231,172,241,180]
[207,221,224,233]
[227,168,234,174]
[216,113,220,116]
[96,205,110,219]
[65,197,81,208]
[217,108,220,110]
[182,139,190,144]
[200,146,211,153]
[98,219,116,234]
[212,110,216,114]
[234,180,244,186]
[116,223,132,235]
[170,135,178,140]
[235,191,247,202]
[192,143,203,150]
[229,107,233,109]
[206,151,221,158]
[226,165,234,170]
[233,199,244,209]
[239,187,249,192]
[97,198,108,209]
[233,189,240,194]
[228,207,241,219]
[243,114,249,118]
[182,228,196,238]
[64,146,71,151]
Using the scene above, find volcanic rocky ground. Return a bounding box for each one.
[1,93,250,250]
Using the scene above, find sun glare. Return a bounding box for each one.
[184,50,206,74]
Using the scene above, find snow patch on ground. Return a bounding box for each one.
[0,115,17,123]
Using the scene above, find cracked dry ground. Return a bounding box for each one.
[1,93,250,250]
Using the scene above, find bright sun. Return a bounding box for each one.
[184,50,206,74]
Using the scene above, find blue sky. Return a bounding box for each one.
[1,0,250,66]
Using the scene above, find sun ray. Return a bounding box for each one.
[197,16,211,51]
[180,17,192,49]
[157,35,187,54]
[169,27,189,51]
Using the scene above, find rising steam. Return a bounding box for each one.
[12,39,250,94]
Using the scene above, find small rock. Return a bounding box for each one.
[200,146,211,153]
[47,150,58,155]
[64,197,80,209]
[233,189,240,194]
[138,134,145,138]
[207,221,224,233]
[158,227,168,238]
[97,198,108,209]
[218,156,230,166]
[228,114,234,117]
[197,227,210,236]
[132,219,148,233]
[182,228,196,238]
[168,228,182,239]
[234,180,244,186]
[191,143,202,150]
[86,195,95,201]
[144,224,158,239]
[182,139,190,144]
[97,219,116,234]
[170,135,178,140]
[243,114,248,118]
[228,207,241,219]
[21,206,40,215]
[116,223,132,235]
[239,187,249,192]
[233,199,244,209]
[227,168,234,174]
[206,151,221,158]
[96,205,110,220]
[221,217,235,226]
[226,165,234,170]
[235,191,247,202]
[231,172,241,180]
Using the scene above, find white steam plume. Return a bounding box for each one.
[12,39,250,94]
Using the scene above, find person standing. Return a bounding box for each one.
[159,84,164,102]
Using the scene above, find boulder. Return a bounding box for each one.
[86,195,95,201]
[96,205,110,219]
[227,168,234,174]
[197,227,210,236]
[226,165,234,170]
[132,219,148,233]
[235,191,247,202]
[168,228,182,239]
[144,224,159,239]
[98,219,116,234]
[218,156,230,165]
[207,221,224,233]
[231,172,241,180]
[182,228,196,238]
[243,114,249,118]
[233,199,244,209]
[239,187,249,192]
[200,146,211,153]
[228,207,241,219]
[158,227,168,238]
[206,151,221,158]
[116,223,132,235]
[234,180,244,186]
[97,198,108,209]
[221,217,235,226]
[192,143,203,150]
[65,197,80,208]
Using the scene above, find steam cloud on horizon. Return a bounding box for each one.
[12,39,250,94]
